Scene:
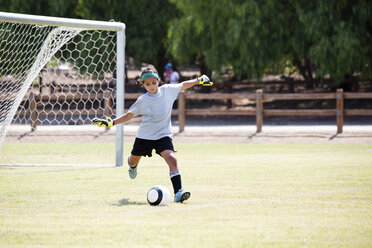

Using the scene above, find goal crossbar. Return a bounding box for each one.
[0,11,125,31]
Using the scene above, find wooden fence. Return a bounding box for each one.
[177,89,372,133]
[21,89,372,133]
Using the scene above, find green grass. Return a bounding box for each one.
[1,144,372,247]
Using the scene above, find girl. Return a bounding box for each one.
[92,65,213,203]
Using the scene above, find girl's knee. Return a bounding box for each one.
[161,150,178,167]
[165,153,177,162]
[161,150,176,159]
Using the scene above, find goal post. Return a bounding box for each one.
[0,12,126,166]
[116,29,125,167]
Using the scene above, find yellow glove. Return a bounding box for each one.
[197,75,213,86]
[92,117,114,127]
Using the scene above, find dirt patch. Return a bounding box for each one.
[5,126,372,145]
[174,130,372,144]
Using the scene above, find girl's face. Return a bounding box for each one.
[143,77,160,94]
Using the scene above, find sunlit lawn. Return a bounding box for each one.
[1,144,371,247]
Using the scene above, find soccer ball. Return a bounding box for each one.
[147,185,171,206]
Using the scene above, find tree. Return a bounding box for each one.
[0,0,78,18]
[296,0,372,83]
[168,0,372,85]
[0,0,180,76]
[168,0,286,79]
[77,0,179,76]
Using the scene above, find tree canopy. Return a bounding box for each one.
[168,0,372,84]
[1,0,371,84]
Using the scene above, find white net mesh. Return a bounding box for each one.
[0,17,122,166]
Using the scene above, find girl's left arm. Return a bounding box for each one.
[181,78,198,91]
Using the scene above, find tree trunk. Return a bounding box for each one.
[155,46,167,82]
[200,58,212,78]
[199,58,212,93]
[293,55,314,89]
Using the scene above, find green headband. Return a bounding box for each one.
[141,72,160,81]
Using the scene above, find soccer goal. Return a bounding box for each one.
[0,12,125,166]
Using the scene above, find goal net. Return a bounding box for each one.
[0,12,125,166]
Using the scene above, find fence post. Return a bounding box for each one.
[29,93,38,131]
[256,89,263,132]
[104,90,112,131]
[226,81,232,109]
[336,88,344,133]
[178,92,186,132]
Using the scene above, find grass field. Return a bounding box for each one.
[1,143,372,247]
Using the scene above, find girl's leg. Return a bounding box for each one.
[160,150,181,193]
[128,154,141,167]
[161,150,190,202]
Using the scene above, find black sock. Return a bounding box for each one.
[170,174,182,194]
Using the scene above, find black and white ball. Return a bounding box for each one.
[147,185,171,206]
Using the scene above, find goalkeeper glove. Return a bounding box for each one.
[197,75,213,86]
[92,117,114,127]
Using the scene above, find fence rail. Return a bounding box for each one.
[15,89,372,133]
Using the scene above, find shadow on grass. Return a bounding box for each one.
[112,198,147,206]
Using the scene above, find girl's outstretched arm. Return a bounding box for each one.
[113,112,134,125]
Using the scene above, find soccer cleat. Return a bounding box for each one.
[174,189,191,203]
[127,157,138,179]
[128,165,137,179]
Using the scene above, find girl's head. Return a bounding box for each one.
[137,65,161,94]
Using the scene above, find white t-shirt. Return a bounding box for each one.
[128,84,183,140]
[169,71,180,84]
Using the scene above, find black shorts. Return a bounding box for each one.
[131,137,175,157]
